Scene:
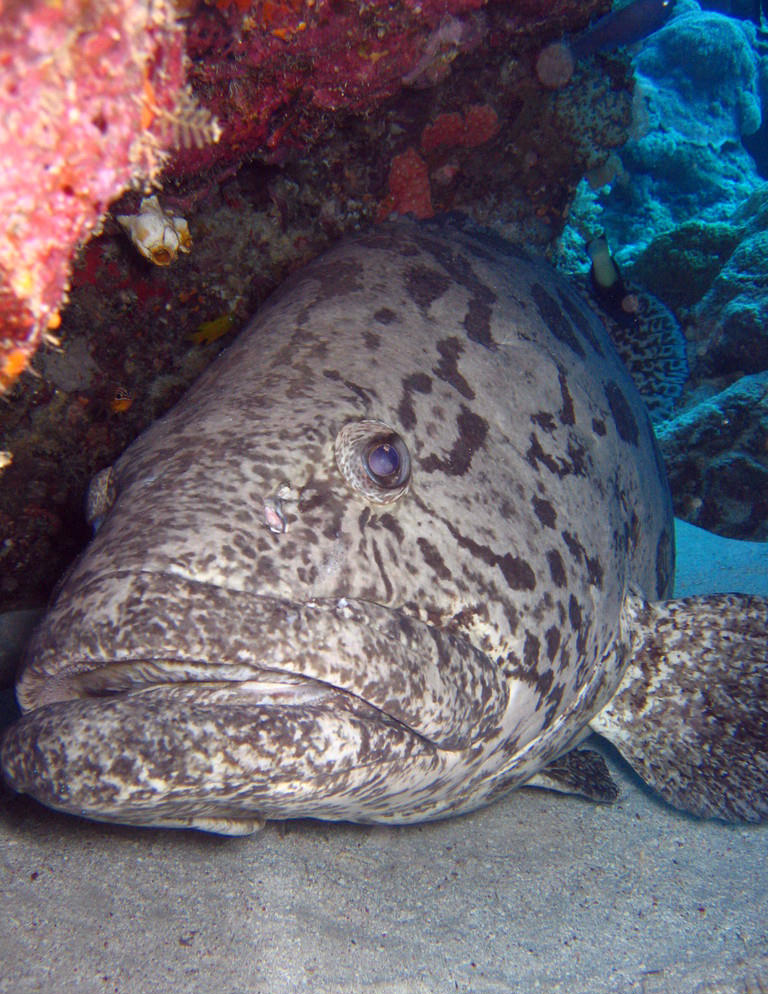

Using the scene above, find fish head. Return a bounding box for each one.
[17,229,532,718]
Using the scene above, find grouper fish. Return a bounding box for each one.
[2,217,766,834]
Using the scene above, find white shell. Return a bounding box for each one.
[117,195,192,266]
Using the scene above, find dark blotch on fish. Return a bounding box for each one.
[405,264,452,312]
[433,338,475,400]
[533,497,557,529]
[421,405,488,476]
[418,538,452,581]
[374,307,397,325]
[604,380,639,447]
[547,549,567,588]
[531,283,585,358]
[398,372,432,430]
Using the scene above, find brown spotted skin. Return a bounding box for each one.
[1,218,674,830]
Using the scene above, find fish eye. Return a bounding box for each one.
[335,420,411,504]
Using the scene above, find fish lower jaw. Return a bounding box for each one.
[1,678,452,832]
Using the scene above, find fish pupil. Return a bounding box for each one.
[363,433,410,489]
[367,442,399,479]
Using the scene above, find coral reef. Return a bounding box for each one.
[1,0,617,394]
[594,1,762,256]
[635,4,761,137]
[554,3,768,542]
[629,220,742,311]
[420,105,500,155]
[627,181,768,384]
[379,104,502,219]
[569,176,768,542]
[657,373,768,539]
[0,0,188,390]
[379,147,435,220]
[691,229,768,378]
[620,179,768,543]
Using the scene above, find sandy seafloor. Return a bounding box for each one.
[0,521,766,994]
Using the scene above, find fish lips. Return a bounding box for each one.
[13,570,509,752]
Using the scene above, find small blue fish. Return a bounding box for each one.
[536,1,675,90]
[571,0,676,60]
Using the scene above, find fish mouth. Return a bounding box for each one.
[13,570,508,751]
[3,572,509,828]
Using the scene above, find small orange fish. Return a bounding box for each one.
[110,386,133,414]
[190,314,234,345]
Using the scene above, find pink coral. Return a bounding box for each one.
[0,0,186,390]
[378,147,434,220]
[421,105,500,154]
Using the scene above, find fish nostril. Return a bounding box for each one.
[263,499,287,534]
[262,483,300,534]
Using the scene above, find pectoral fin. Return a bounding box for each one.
[526,747,619,803]
[591,593,768,823]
